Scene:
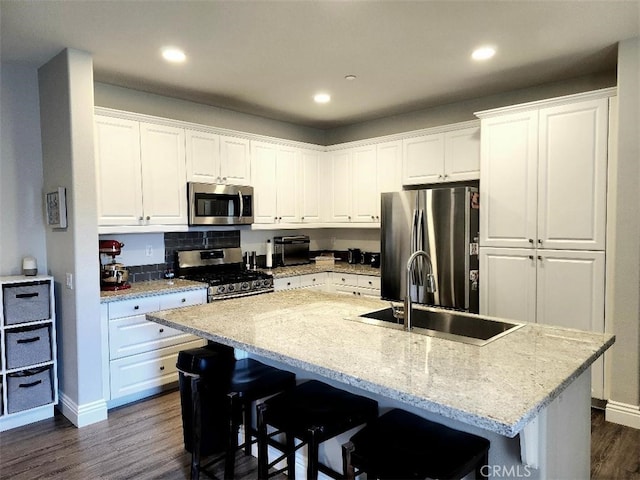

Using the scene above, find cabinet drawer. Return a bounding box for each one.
[332,273,359,287]
[357,275,380,290]
[3,281,51,325]
[108,296,161,319]
[274,277,301,290]
[299,273,327,288]
[5,325,52,369]
[109,314,200,359]
[109,339,203,400]
[159,289,205,310]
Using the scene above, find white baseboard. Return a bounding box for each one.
[605,400,640,430]
[58,391,108,427]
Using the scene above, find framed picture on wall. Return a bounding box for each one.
[46,187,67,228]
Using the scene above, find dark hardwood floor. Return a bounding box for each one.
[0,391,638,479]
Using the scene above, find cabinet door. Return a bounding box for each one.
[251,141,278,224]
[220,136,251,185]
[351,145,378,222]
[94,116,143,226]
[329,150,352,222]
[377,140,402,195]
[444,126,480,182]
[276,146,300,223]
[402,134,444,185]
[479,247,536,323]
[536,249,605,399]
[480,111,538,248]
[300,149,322,223]
[185,129,220,183]
[538,99,608,250]
[139,123,187,225]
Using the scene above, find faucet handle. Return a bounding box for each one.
[390,302,404,322]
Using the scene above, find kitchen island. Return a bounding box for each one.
[147,290,614,479]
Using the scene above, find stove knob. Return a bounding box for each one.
[228,284,235,292]
[241,282,250,290]
[217,286,226,293]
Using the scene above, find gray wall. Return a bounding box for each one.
[94,83,326,145]
[324,72,616,144]
[0,65,47,275]
[39,49,105,424]
[609,37,640,408]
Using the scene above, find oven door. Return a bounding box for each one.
[188,182,254,225]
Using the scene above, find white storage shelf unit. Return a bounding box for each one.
[0,276,58,432]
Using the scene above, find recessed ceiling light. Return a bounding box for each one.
[162,47,186,63]
[471,46,496,61]
[314,93,331,104]
[344,75,357,81]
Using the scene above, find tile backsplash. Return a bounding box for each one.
[164,230,240,268]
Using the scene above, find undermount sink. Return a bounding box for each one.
[358,306,524,346]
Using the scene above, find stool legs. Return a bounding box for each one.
[224,393,239,480]
[307,426,321,480]
[257,402,269,479]
[341,441,355,480]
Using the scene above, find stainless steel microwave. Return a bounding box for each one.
[188,182,254,225]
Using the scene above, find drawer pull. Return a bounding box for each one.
[181,298,186,303]
[134,305,140,310]
[368,281,372,285]
[19,380,42,389]
[16,292,39,299]
[159,328,164,333]
[160,366,165,371]
[342,278,345,282]
[17,336,40,344]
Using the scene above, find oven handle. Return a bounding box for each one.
[238,192,243,220]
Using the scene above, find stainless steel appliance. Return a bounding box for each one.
[381,187,479,313]
[176,247,273,302]
[273,235,310,267]
[188,182,254,226]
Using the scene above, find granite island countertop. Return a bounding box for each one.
[146,289,614,437]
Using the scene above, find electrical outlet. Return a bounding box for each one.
[65,273,73,290]
[145,245,153,256]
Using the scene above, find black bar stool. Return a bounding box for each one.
[177,345,296,480]
[342,408,490,480]
[257,379,378,480]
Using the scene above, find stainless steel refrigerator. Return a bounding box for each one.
[381,186,480,313]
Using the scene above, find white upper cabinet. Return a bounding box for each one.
[251,141,299,224]
[220,135,251,185]
[328,150,352,222]
[186,130,251,185]
[95,115,187,229]
[351,145,378,222]
[299,149,323,223]
[537,98,608,250]
[95,115,143,226]
[402,125,480,186]
[479,96,609,251]
[139,123,188,226]
[479,111,538,248]
[376,140,403,194]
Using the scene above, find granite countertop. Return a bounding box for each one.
[265,261,381,278]
[100,279,207,303]
[147,289,614,437]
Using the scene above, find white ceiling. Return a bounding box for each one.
[1,1,638,129]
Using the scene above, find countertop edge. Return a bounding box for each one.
[100,280,206,303]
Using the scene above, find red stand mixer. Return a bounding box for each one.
[99,240,131,291]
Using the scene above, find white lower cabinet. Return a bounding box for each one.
[274,273,328,291]
[104,289,206,407]
[479,247,605,398]
[331,273,381,298]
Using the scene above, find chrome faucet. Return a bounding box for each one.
[404,250,436,331]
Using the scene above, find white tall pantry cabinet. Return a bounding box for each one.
[477,90,613,399]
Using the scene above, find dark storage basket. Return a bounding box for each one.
[7,366,53,414]
[3,281,51,325]
[5,324,52,369]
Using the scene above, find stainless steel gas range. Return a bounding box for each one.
[175,247,273,302]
